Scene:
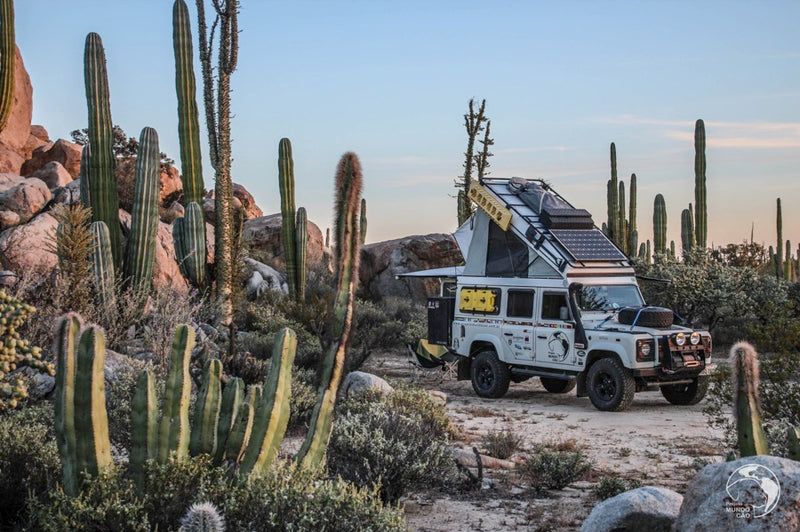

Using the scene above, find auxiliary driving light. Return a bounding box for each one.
[675,333,686,346]
[690,332,701,345]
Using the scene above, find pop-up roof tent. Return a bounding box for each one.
[402,177,632,281]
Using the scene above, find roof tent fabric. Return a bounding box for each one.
[486,219,529,277]
[463,209,490,276]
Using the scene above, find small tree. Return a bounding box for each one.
[455,98,493,226]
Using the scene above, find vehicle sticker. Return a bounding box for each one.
[546,331,571,362]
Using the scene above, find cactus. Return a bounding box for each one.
[653,194,667,257]
[730,342,769,456]
[694,119,707,249]
[173,0,204,206]
[174,201,207,288]
[130,369,158,491]
[669,240,675,259]
[89,221,116,309]
[123,127,160,294]
[325,227,330,248]
[297,152,363,468]
[278,138,299,299]
[360,198,367,245]
[606,143,619,241]
[84,33,122,270]
[295,207,307,301]
[190,358,223,456]
[158,324,195,463]
[180,501,225,532]
[54,315,113,495]
[785,239,793,282]
[79,143,91,206]
[0,0,14,132]
[224,386,259,464]
[239,328,297,477]
[213,377,244,465]
[637,242,646,262]
[457,190,471,227]
[628,173,637,255]
[1,291,52,412]
[617,181,626,255]
[681,207,694,256]
[776,198,784,279]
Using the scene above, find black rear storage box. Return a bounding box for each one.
[427,297,455,345]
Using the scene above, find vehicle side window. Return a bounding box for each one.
[541,292,569,321]
[507,290,534,318]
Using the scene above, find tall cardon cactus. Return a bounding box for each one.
[174,201,207,288]
[681,207,694,256]
[730,342,769,456]
[88,221,115,309]
[130,369,158,491]
[694,119,707,249]
[84,32,122,269]
[653,194,667,258]
[776,198,784,280]
[190,358,223,456]
[606,143,619,241]
[295,207,307,301]
[278,138,299,298]
[158,324,194,463]
[296,152,363,468]
[0,0,14,132]
[627,173,637,256]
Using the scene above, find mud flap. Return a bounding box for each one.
[457,357,471,381]
[576,370,587,397]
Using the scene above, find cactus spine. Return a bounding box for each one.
[89,221,116,309]
[278,138,299,299]
[730,342,769,456]
[297,152,363,468]
[84,33,122,270]
[173,0,204,206]
[190,358,223,456]
[213,377,244,465]
[0,0,15,132]
[694,119,707,249]
[123,127,159,293]
[653,194,667,258]
[130,369,158,491]
[179,502,225,532]
[681,207,694,256]
[295,206,307,301]
[158,324,195,463]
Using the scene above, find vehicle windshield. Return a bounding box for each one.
[578,284,644,312]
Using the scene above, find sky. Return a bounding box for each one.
[13,0,800,251]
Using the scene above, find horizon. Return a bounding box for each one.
[14,0,800,251]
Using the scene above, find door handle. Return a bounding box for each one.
[537,335,547,339]
[504,333,513,336]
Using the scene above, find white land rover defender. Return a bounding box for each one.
[409,177,712,411]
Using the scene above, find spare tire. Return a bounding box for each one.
[618,307,673,329]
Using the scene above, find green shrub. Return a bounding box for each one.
[519,444,593,492]
[0,404,61,528]
[289,367,317,430]
[327,387,455,502]
[481,428,525,460]
[592,476,642,500]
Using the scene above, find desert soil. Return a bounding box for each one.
[361,350,726,532]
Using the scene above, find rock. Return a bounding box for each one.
[427,390,447,406]
[0,211,58,272]
[241,213,326,269]
[115,158,184,212]
[243,257,288,298]
[359,233,462,302]
[161,200,184,224]
[0,209,20,230]
[0,47,33,173]
[206,183,263,220]
[341,371,394,398]
[0,176,52,225]
[52,179,82,206]
[30,161,73,189]
[581,486,682,532]
[20,139,83,178]
[0,270,18,288]
[29,125,49,143]
[673,455,800,531]
[202,195,243,225]
[451,448,517,470]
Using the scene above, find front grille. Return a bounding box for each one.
[659,337,706,374]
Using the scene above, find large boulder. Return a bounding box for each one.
[0,211,58,271]
[359,233,462,302]
[0,47,33,173]
[341,371,394,398]
[115,158,184,214]
[205,184,262,221]
[0,174,52,227]
[30,161,73,189]
[581,486,682,532]
[673,455,800,531]
[243,257,288,299]
[241,213,326,269]
[20,139,83,179]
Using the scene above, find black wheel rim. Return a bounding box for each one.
[476,363,494,391]
[594,371,617,402]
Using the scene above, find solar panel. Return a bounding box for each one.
[550,229,627,261]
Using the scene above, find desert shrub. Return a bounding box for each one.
[289,367,318,430]
[327,387,455,502]
[27,468,148,532]
[0,404,61,528]
[482,428,525,459]
[519,444,593,492]
[592,476,642,500]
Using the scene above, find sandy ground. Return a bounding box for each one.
[361,351,726,532]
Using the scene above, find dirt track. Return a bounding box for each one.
[363,351,726,531]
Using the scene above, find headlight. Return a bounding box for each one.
[690,332,701,345]
[675,333,686,346]
[636,339,654,362]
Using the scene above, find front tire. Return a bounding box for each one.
[661,376,709,405]
[540,377,576,394]
[586,358,635,411]
[471,350,511,399]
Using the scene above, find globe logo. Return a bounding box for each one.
[725,464,781,518]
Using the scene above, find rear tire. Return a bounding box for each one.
[661,376,709,405]
[471,350,511,399]
[586,358,635,411]
[540,377,576,394]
